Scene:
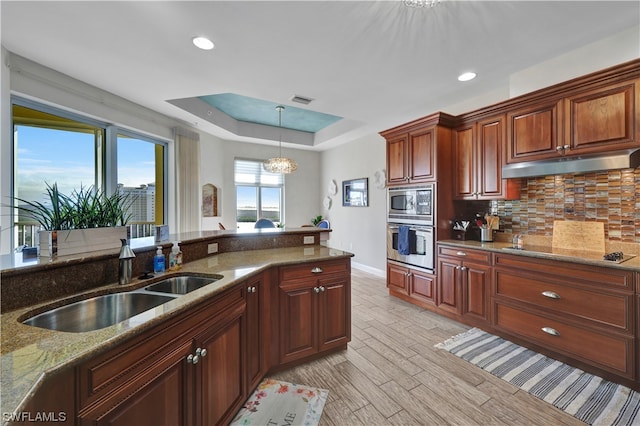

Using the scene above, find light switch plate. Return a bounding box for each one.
[303,236,314,244]
[208,243,219,254]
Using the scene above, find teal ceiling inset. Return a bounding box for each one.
[198,93,342,133]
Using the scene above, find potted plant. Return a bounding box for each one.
[12,182,134,257]
[311,215,324,226]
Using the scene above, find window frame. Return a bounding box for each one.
[234,158,285,227]
[10,96,169,248]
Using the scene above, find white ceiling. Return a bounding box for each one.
[2,1,639,150]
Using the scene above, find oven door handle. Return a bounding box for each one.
[388,225,433,233]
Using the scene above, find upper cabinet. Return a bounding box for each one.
[382,113,455,187]
[454,115,520,200]
[507,76,640,164]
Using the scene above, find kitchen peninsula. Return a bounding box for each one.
[1,227,353,425]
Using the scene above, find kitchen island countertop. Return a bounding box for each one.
[0,245,352,419]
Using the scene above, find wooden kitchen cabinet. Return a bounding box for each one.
[278,259,351,365]
[244,275,267,392]
[506,99,564,163]
[381,113,455,187]
[507,78,640,164]
[453,115,520,200]
[77,286,247,426]
[385,127,436,185]
[386,261,436,307]
[493,253,635,381]
[437,246,492,323]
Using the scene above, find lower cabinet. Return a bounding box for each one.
[245,275,266,392]
[278,259,351,365]
[436,246,491,323]
[77,287,246,426]
[386,261,436,307]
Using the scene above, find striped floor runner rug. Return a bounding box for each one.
[435,328,640,426]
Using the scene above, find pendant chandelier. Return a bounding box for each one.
[263,105,298,174]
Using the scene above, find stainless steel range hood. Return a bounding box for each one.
[502,148,640,178]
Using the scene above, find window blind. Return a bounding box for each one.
[234,159,284,186]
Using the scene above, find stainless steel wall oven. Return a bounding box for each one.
[386,223,434,271]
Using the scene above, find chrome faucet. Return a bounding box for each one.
[119,239,136,285]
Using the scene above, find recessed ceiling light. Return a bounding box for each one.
[458,72,477,82]
[192,36,214,50]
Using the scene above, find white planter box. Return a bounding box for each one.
[38,227,128,257]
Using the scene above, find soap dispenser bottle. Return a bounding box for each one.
[169,241,181,271]
[154,246,165,273]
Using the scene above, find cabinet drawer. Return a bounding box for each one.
[280,259,349,282]
[494,303,634,379]
[495,270,633,332]
[438,246,491,264]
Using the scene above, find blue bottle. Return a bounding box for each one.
[153,246,165,273]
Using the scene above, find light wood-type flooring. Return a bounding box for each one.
[268,267,585,426]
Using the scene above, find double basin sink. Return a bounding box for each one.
[22,275,223,333]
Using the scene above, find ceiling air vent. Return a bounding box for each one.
[290,94,314,105]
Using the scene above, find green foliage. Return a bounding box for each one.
[311,215,323,226]
[11,182,134,231]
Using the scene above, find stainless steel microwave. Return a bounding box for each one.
[387,185,434,225]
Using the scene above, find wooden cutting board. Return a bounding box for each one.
[552,220,605,252]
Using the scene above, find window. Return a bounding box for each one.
[11,98,167,248]
[234,159,284,229]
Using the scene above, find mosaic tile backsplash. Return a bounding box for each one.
[456,168,640,243]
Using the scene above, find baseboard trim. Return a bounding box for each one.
[351,261,385,278]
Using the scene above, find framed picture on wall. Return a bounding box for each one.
[342,178,368,207]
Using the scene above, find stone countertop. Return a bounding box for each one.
[438,240,640,271]
[0,245,352,418]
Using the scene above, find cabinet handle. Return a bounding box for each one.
[460,266,467,271]
[319,286,326,292]
[556,146,564,152]
[187,354,199,364]
[563,144,570,150]
[541,290,560,299]
[196,347,207,358]
[248,286,256,293]
[541,327,560,336]
[311,267,323,274]
[314,287,320,293]
[456,251,466,256]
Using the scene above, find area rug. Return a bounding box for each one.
[435,328,640,426]
[230,378,329,426]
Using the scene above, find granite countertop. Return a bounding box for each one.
[438,239,640,271]
[0,245,352,418]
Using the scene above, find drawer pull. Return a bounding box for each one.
[541,327,560,336]
[456,251,467,256]
[187,354,199,364]
[311,267,323,274]
[314,287,320,293]
[541,291,561,299]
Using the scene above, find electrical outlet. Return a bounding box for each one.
[207,243,218,254]
[303,236,314,244]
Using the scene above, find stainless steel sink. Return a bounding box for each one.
[22,292,176,333]
[145,275,222,295]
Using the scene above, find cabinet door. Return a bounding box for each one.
[477,116,507,199]
[279,280,317,364]
[507,99,563,163]
[78,341,193,426]
[245,276,265,392]
[409,127,435,182]
[386,262,409,294]
[196,303,245,426]
[462,262,491,324]
[317,276,351,352]
[437,257,462,315]
[409,268,436,306]
[386,135,408,185]
[565,80,638,152]
[453,124,475,199]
